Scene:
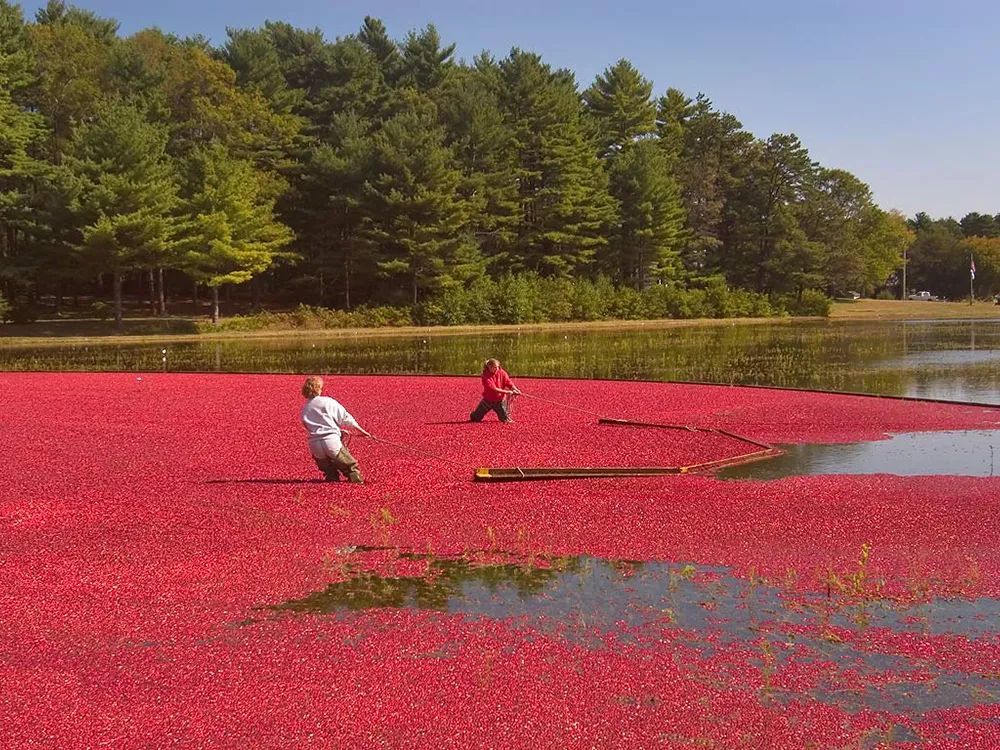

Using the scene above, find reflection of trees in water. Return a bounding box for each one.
[272,555,584,613]
[266,549,1000,714]
[721,429,1000,479]
[3,321,1000,399]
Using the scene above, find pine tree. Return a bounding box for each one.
[362,93,480,305]
[291,112,376,309]
[178,143,293,323]
[654,87,692,159]
[797,167,877,293]
[498,50,616,276]
[605,140,686,287]
[65,100,179,328]
[0,0,34,95]
[221,26,302,114]
[358,16,401,86]
[658,92,754,276]
[310,36,387,136]
[0,1,45,302]
[583,59,656,156]
[437,63,519,265]
[34,0,119,43]
[725,134,821,294]
[0,83,47,299]
[399,24,455,92]
[960,212,1000,238]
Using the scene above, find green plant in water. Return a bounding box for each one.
[485,525,499,552]
[825,543,882,601]
[823,543,885,628]
[758,637,776,695]
[370,505,398,547]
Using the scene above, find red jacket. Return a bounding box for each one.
[481,366,514,402]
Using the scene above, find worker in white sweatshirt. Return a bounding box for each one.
[300,376,372,484]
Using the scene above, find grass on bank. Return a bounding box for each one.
[828,299,1000,320]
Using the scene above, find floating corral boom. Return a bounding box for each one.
[597,417,775,450]
[473,448,783,482]
[474,466,685,482]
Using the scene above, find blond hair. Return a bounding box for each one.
[484,358,500,369]
[301,376,324,399]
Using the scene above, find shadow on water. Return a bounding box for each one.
[718,430,1000,480]
[262,547,1000,716]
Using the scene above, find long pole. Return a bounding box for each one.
[970,253,975,306]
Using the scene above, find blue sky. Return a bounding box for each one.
[18,0,1000,219]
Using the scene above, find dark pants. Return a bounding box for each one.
[470,398,511,423]
[313,445,363,483]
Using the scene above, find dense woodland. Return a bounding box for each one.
[0,1,997,328]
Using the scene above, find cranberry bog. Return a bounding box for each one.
[3,372,1000,748]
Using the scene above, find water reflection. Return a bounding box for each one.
[719,430,1000,480]
[264,548,1000,715]
[2,318,1000,403]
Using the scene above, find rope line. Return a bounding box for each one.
[351,388,774,477]
[515,391,606,418]
[519,391,772,451]
[367,435,465,467]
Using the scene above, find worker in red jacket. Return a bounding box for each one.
[470,358,520,423]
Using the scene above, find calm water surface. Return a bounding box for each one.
[3,318,1000,403]
[719,430,1000,479]
[261,546,1000,716]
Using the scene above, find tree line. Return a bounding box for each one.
[902,212,1000,301]
[0,0,980,329]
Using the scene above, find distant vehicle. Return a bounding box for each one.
[846,291,861,300]
[907,291,939,301]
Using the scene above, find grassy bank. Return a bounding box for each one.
[2,299,999,347]
[828,299,1000,320]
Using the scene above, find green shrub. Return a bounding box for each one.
[355,304,413,327]
[776,289,832,317]
[724,287,776,317]
[420,279,496,326]
[608,285,645,319]
[535,277,575,321]
[571,278,614,320]
[198,303,413,332]
[194,274,796,332]
[642,284,687,318]
[0,294,9,322]
[493,274,541,324]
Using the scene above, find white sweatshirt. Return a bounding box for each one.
[300,396,363,452]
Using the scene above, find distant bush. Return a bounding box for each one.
[775,289,832,317]
[0,294,9,322]
[195,277,829,332]
[640,281,779,319]
[199,304,413,332]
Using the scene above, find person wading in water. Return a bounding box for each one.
[469,358,520,423]
[300,376,372,483]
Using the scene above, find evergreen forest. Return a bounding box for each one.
[1,1,997,329]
